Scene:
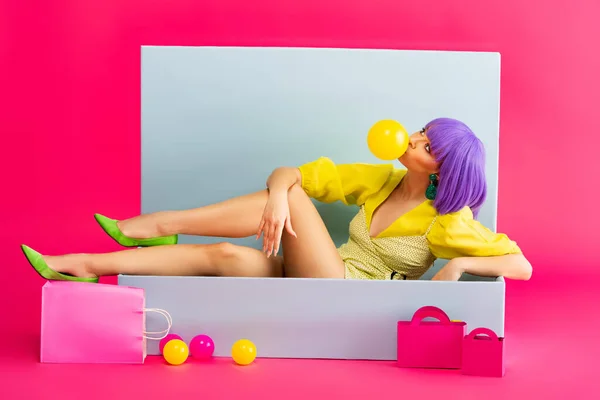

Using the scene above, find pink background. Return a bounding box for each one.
[2,0,599,398]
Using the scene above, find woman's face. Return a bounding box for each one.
[398,127,440,175]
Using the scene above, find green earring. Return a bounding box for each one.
[426,174,438,200]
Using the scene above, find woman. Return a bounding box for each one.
[21,118,532,283]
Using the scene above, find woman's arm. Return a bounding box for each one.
[428,209,532,281]
[258,167,303,255]
[432,254,533,281]
[266,167,302,195]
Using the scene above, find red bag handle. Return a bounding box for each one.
[410,306,452,325]
[466,327,499,340]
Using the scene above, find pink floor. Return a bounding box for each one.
[1,271,598,399]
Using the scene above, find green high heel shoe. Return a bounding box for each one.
[94,213,178,247]
[20,245,99,283]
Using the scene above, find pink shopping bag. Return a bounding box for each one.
[397,305,466,369]
[40,281,172,364]
[461,327,505,377]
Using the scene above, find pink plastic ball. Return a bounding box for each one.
[189,334,215,360]
[159,333,182,354]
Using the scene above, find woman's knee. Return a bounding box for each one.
[288,183,310,204]
[207,242,240,261]
[207,242,282,277]
[201,242,242,276]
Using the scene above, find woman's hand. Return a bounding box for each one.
[256,191,297,257]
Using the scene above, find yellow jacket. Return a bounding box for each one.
[298,157,522,260]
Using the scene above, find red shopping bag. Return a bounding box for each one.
[461,327,505,377]
[397,305,466,369]
[41,281,172,364]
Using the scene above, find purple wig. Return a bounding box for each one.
[425,118,487,218]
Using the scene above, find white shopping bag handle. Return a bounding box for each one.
[142,308,173,340]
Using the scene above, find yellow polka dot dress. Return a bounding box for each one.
[298,157,523,280]
[339,207,437,280]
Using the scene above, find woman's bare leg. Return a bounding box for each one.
[74,184,344,278]
[279,184,345,278]
[117,190,270,239]
[44,242,283,278]
[94,181,345,278]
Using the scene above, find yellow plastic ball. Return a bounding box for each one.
[367,120,410,160]
[162,339,189,365]
[231,339,257,366]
